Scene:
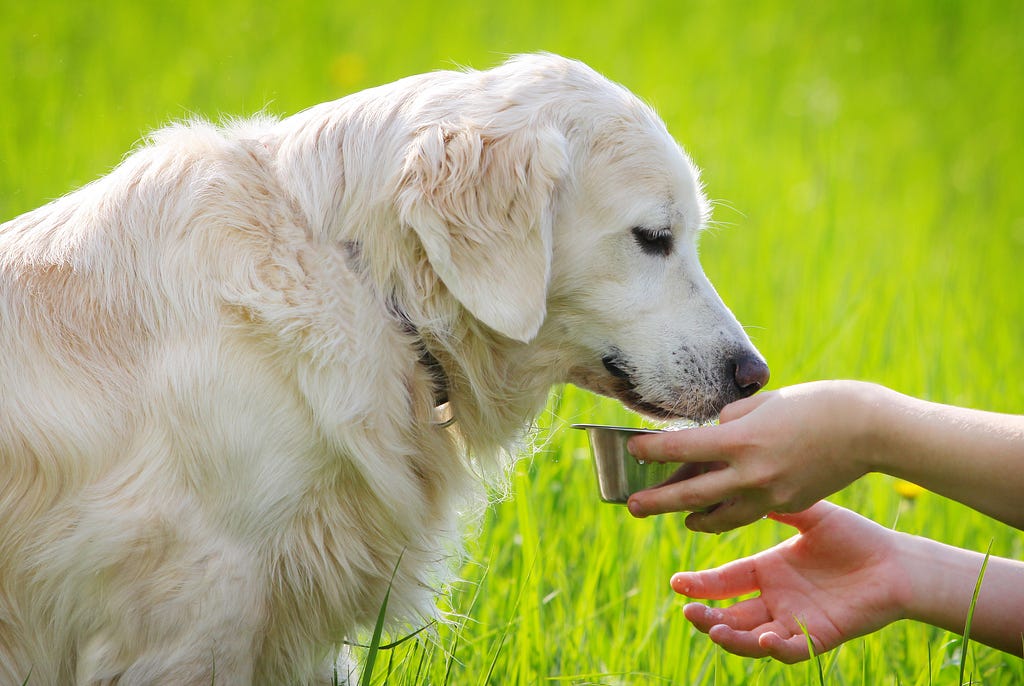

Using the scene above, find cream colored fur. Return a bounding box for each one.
[0,54,765,684]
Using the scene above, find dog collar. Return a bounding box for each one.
[342,240,454,427]
[397,313,454,428]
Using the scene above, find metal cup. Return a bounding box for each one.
[571,424,679,504]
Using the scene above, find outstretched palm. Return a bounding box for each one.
[674,501,909,663]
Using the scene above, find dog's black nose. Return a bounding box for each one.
[731,353,770,397]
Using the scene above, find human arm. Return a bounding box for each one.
[675,501,1024,661]
[626,380,1024,532]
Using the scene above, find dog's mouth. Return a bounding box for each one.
[599,356,678,418]
[566,353,721,422]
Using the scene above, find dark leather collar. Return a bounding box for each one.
[391,303,450,409]
[342,240,452,425]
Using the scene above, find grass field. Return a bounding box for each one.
[3,1,1023,683]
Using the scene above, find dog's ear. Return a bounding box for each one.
[398,122,568,343]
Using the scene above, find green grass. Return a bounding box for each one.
[3,0,1024,683]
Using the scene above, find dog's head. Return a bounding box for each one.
[397,54,767,422]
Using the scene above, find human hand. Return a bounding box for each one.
[626,380,884,532]
[674,501,909,662]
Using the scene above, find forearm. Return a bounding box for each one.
[898,532,1024,656]
[866,386,1024,529]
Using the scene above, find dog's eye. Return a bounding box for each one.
[631,227,674,257]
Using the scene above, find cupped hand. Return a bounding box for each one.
[673,501,909,662]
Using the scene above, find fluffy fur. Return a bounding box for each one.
[0,54,767,684]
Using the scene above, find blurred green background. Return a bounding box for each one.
[3,1,1023,683]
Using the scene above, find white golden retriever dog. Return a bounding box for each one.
[0,54,768,684]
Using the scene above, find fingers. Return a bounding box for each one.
[708,625,817,663]
[688,498,841,535]
[683,606,819,664]
[670,558,760,600]
[682,602,727,632]
[627,424,725,464]
[707,624,779,659]
[629,471,777,530]
[757,631,820,664]
[683,597,773,632]
[627,468,736,517]
[683,498,769,533]
[625,397,776,520]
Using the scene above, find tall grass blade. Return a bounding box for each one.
[411,638,431,686]
[442,623,463,686]
[958,541,993,686]
[481,619,512,686]
[479,562,533,686]
[384,640,396,683]
[443,569,491,686]
[796,616,825,686]
[927,640,932,686]
[360,551,405,686]
[360,585,391,686]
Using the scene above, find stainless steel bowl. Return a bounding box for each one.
[571,424,678,504]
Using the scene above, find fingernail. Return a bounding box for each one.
[627,498,646,518]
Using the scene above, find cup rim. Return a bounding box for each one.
[569,423,664,434]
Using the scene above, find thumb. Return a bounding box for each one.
[767,500,838,533]
[717,390,774,424]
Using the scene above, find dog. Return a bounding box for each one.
[0,53,768,684]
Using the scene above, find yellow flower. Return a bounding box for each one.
[894,479,925,500]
